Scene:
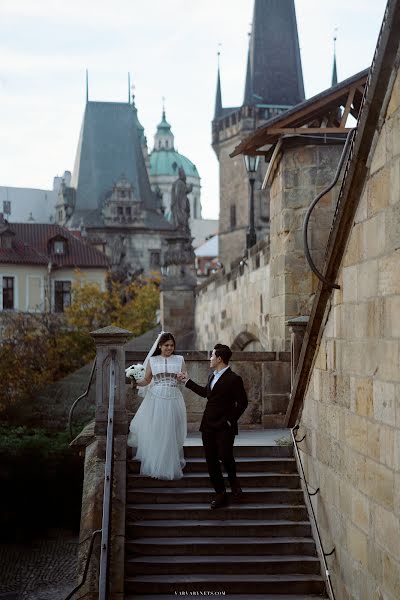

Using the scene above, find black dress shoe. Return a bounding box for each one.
[210,492,229,509]
[231,483,243,500]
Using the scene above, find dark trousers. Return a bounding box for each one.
[202,429,237,494]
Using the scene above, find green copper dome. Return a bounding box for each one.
[149,150,199,178]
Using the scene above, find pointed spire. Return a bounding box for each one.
[243,0,305,106]
[332,31,338,86]
[86,69,89,103]
[214,45,223,119]
[128,72,131,103]
[243,46,252,105]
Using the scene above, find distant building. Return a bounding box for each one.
[148,109,218,248]
[0,172,71,224]
[0,215,108,313]
[56,98,172,279]
[195,234,219,277]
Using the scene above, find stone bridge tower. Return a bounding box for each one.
[212,0,305,267]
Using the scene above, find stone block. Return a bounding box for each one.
[345,413,368,455]
[352,490,370,534]
[382,550,400,598]
[347,523,368,567]
[364,458,394,510]
[385,203,400,255]
[350,376,373,417]
[373,504,400,561]
[358,259,379,300]
[373,380,396,425]
[343,265,358,303]
[389,157,400,205]
[376,339,400,381]
[344,223,363,267]
[387,71,400,118]
[367,168,391,217]
[367,421,381,462]
[363,212,386,259]
[370,126,387,175]
[379,424,395,468]
[378,249,400,295]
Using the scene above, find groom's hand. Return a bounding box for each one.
[177,371,188,383]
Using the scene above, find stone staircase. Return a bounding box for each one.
[125,441,328,599]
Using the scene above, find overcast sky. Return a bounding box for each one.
[0,0,387,219]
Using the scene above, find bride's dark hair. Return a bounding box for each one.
[152,332,176,356]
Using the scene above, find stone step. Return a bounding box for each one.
[125,574,326,595]
[125,554,321,576]
[128,456,297,474]
[126,503,308,521]
[125,536,317,556]
[127,472,300,488]
[182,445,293,459]
[127,487,304,504]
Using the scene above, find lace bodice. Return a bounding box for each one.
[150,355,184,387]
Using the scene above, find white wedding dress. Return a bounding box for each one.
[128,354,187,480]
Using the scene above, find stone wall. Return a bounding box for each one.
[298,69,400,600]
[268,142,344,351]
[126,349,291,429]
[194,241,270,351]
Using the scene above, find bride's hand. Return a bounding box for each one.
[177,371,188,382]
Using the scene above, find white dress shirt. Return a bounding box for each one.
[210,365,230,390]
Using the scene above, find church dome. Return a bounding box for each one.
[149,149,199,178]
[149,108,199,179]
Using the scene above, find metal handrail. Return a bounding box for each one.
[68,358,96,439]
[303,127,356,290]
[64,529,101,600]
[99,350,117,599]
[291,426,336,600]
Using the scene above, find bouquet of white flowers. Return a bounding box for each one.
[125,363,145,382]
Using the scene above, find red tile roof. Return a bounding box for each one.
[0,222,109,269]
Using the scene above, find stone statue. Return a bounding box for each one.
[111,234,125,267]
[170,167,192,236]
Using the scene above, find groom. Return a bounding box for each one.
[181,344,248,509]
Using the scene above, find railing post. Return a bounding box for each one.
[74,326,131,600]
[287,316,309,390]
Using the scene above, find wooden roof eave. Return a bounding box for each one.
[231,72,368,157]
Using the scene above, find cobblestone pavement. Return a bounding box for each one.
[0,529,78,600]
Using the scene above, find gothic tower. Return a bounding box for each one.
[212,0,305,267]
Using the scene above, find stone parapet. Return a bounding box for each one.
[125,350,291,430]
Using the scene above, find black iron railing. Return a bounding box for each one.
[98,350,116,599]
[68,358,96,440]
[303,127,356,290]
[65,351,116,599]
[291,426,336,600]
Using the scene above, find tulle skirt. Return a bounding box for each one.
[128,384,187,480]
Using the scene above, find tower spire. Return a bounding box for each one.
[332,30,338,86]
[214,45,223,120]
[243,0,305,106]
[86,69,89,103]
[128,72,131,103]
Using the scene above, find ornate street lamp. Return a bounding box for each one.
[244,154,260,249]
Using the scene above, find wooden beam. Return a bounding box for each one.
[266,127,352,135]
[340,85,356,127]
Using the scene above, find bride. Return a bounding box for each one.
[128,332,187,480]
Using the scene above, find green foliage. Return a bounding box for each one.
[0,274,159,422]
[0,425,71,457]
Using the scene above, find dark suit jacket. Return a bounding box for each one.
[185,367,248,434]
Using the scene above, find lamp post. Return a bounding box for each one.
[244,154,260,249]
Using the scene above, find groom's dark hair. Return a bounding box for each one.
[214,343,232,364]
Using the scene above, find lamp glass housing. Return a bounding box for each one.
[244,154,260,174]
